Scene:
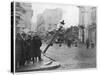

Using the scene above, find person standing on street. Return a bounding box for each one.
[86,38,90,49]
[34,36,42,62]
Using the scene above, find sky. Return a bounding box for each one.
[31,3,79,29]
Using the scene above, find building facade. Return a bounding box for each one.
[78,6,96,45]
[36,8,62,33]
[15,2,33,33]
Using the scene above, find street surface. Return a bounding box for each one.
[41,43,96,70]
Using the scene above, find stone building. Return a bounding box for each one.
[88,7,96,45]
[36,8,62,33]
[78,6,96,44]
[15,2,33,33]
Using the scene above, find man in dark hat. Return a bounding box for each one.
[29,35,35,63]
[15,33,25,69]
[29,35,42,63]
[34,36,42,62]
[24,34,31,64]
[86,38,90,49]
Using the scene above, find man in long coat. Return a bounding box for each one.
[15,33,25,69]
[31,36,42,62]
[86,38,90,49]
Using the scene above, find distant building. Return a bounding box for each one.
[88,7,96,45]
[36,8,62,33]
[78,6,96,44]
[15,2,33,33]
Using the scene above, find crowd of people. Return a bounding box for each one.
[55,37,95,49]
[15,32,42,69]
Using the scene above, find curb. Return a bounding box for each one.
[16,61,60,72]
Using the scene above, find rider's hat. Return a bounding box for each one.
[60,20,65,25]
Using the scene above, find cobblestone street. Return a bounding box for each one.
[41,43,96,70]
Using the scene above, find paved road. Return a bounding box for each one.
[40,43,96,70]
